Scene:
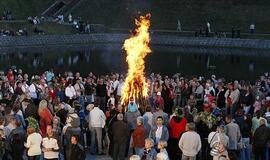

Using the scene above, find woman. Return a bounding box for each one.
[132,116,147,156]
[168,108,187,160]
[208,125,229,160]
[25,127,42,160]
[38,100,53,136]
[239,115,252,160]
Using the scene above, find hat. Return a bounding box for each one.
[157,92,161,96]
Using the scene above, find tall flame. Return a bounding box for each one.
[121,13,151,105]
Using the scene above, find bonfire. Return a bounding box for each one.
[121,13,151,108]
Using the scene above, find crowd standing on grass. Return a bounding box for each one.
[0,67,270,160]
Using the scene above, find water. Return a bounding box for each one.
[0,43,269,80]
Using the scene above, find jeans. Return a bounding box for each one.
[85,95,94,104]
[244,105,251,115]
[134,147,144,156]
[77,96,85,108]
[90,127,103,154]
[182,154,196,160]
[240,138,251,160]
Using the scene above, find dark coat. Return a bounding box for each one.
[253,124,270,149]
[112,120,129,144]
[70,144,86,160]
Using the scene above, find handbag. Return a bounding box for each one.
[210,132,220,157]
[237,138,244,150]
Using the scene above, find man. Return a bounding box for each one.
[150,116,169,145]
[224,82,240,117]
[84,77,95,104]
[112,113,129,160]
[179,123,201,160]
[42,125,60,160]
[65,80,76,104]
[89,103,106,155]
[96,78,107,112]
[74,78,85,108]
[225,115,241,155]
[253,119,270,160]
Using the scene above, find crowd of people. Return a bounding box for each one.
[0,67,269,160]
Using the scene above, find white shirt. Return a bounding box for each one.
[117,82,124,96]
[29,83,37,98]
[90,107,106,128]
[42,137,59,159]
[25,133,42,156]
[155,126,163,144]
[179,131,202,157]
[74,83,84,96]
[65,86,76,99]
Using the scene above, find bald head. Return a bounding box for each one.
[117,113,124,121]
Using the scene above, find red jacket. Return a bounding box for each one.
[169,117,187,139]
[39,109,53,136]
[132,125,147,148]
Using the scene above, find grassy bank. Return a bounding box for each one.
[0,21,74,35]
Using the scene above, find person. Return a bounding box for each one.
[179,122,202,160]
[68,14,73,23]
[253,119,270,160]
[152,105,169,127]
[156,140,169,160]
[112,113,129,160]
[139,138,157,160]
[0,129,6,160]
[177,20,182,31]
[25,127,43,160]
[96,78,107,112]
[132,116,147,155]
[239,115,252,160]
[84,77,95,104]
[208,125,229,160]
[89,102,106,155]
[150,116,169,145]
[8,119,26,160]
[38,100,53,136]
[65,80,76,105]
[225,115,241,156]
[143,105,154,129]
[249,24,255,33]
[70,135,86,160]
[42,125,60,160]
[168,108,187,160]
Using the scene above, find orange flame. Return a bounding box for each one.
[121,13,151,105]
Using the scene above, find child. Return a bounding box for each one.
[140,138,157,160]
[156,140,169,160]
[107,93,116,109]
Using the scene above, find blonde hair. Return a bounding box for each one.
[129,155,141,160]
[158,140,168,148]
[145,138,154,146]
[38,100,48,115]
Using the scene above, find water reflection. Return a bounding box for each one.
[0,44,269,80]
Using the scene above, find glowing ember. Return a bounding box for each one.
[121,13,151,105]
